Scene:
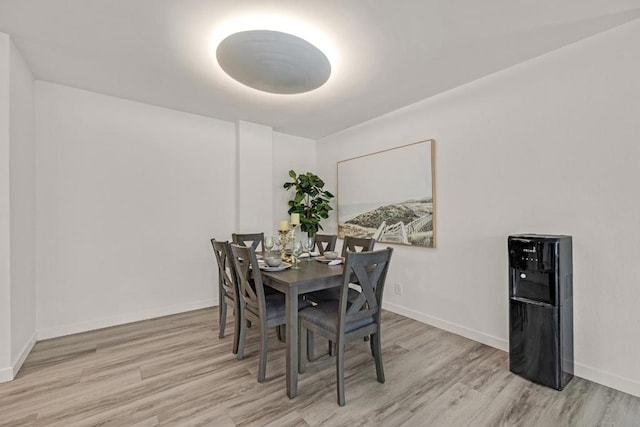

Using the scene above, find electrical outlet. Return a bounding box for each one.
[394,283,403,295]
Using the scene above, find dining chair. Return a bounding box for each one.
[210,239,240,354]
[341,236,376,257]
[232,231,277,333]
[314,234,338,255]
[232,232,264,252]
[298,247,394,406]
[308,235,378,356]
[307,236,376,304]
[230,243,309,382]
[232,231,278,295]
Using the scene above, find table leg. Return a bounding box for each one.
[285,287,299,398]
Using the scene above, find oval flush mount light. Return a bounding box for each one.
[216,30,331,94]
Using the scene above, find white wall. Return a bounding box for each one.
[272,132,316,235]
[35,83,236,338]
[0,33,12,380]
[9,38,36,373]
[317,20,640,397]
[32,82,317,341]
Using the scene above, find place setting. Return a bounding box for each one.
[315,250,344,265]
[258,256,292,272]
[298,236,320,261]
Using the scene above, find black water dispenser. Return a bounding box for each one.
[508,234,573,390]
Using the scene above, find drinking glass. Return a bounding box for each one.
[301,239,310,262]
[291,240,303,269]
[307,236,315,255]
[264,236,274,255]
[303,236,315,261]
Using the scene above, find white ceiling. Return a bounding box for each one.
[1,0,639,139]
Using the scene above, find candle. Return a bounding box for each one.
[290,213,300,226]
[279,220,289,231]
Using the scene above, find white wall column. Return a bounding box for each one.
[0,33,12,382]
[272,132,316,234]
[0,32,37,383]
[235,120,273,233]
[8,36,37,379]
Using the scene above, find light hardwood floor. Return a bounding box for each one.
[1,308,639,426]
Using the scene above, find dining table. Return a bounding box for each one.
[261,258,345,399]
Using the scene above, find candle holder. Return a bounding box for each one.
[278,229,290,262]
[289,225,301,269]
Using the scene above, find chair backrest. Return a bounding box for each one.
[232,232,264,252]
[230,243,266,319]
[341,236,375,257]
[211,239,238,302]
[338,248,393,329]
[314,234,337,255]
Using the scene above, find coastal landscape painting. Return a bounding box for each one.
[337,140,436,248]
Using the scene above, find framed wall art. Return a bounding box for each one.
[337,139,436,248]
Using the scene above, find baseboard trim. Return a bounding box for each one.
[574,362,640,398]
[37,298,219,340]
[382,302,640,399]
[12,332,37,378]
[383,301,509,351]
[0,367,13,383]
[0,332,37,383]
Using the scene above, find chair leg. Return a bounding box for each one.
[307,330,316,361]
[369,333,375,357]
[306,330,331,362]
[329,341,336,356]
[299,322,307,374]
[232,303,240,354]
[236,317,248,360]
[372,332,385,383]
[336,339,346,406]
[218,298,227,338]
[277,324,286,343]
[257,324,268,382]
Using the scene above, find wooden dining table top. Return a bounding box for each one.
[261,258,344,293]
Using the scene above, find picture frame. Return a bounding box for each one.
[337,139,436,248]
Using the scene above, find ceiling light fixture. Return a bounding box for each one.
[216,29,331,94]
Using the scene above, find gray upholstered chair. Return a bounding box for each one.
[314,234,337,255]
[232,232,264,252]
[230,243,309,382]
[298,247,393,406]
[210,239,240,354]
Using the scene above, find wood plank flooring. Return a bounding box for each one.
[1,308,639,426]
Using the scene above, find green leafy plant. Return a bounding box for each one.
[283,170,334,237]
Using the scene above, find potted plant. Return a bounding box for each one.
[283,170,334,237]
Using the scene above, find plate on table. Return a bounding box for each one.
[316,256,343,264]
[259,261,292,272]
